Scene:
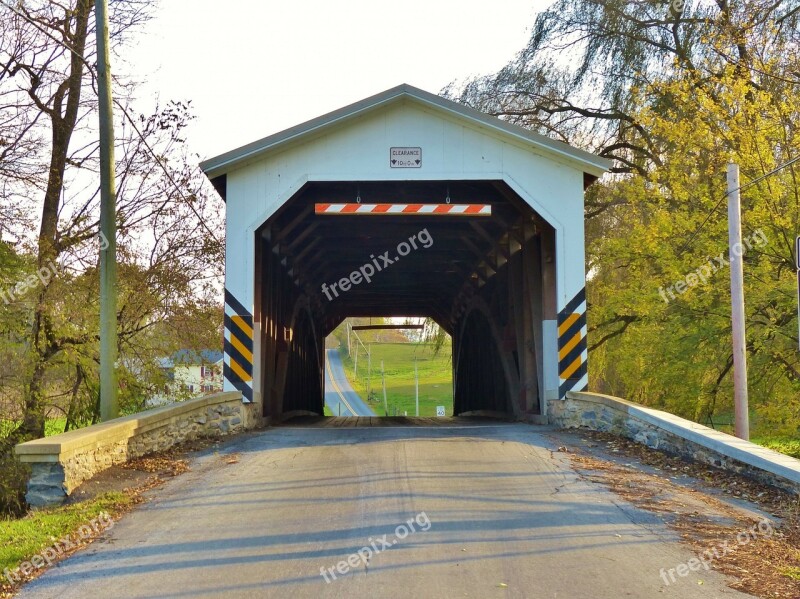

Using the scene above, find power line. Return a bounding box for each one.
[739,154,800,194]
[113,100,223,249]
[678,155,799,255]
[677,192,728,256]
[1,0,223,250]
[1,0,92,68]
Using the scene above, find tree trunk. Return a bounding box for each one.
[14,0,93,444]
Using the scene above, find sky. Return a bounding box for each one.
[123,0,551,161]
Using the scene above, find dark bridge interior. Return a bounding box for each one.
[255,180,557,420]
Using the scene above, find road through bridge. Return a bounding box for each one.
[324,349,374,417]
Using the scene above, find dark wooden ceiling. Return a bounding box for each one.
[258,180,547,335]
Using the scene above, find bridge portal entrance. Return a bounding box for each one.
[201,85,610,422]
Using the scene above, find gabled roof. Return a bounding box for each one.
[200,84,612,182]
[158,349,224,368]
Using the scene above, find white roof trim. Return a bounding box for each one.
[200,84,612,179]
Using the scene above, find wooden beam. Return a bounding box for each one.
[292,237,320,263]
[351,324,424,331]
[287,221,319,252]
[459,236,493,281]
[275,204,313,244]
[470,221,511,261]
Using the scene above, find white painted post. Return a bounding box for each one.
[542,320,559,401]
[727,163,749,440]
[415,357,419,417]
[381,360,388,416]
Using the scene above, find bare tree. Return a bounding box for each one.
[0,0,224,447]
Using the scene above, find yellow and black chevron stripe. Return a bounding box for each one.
[224,289,253,403]
[557,287,588,398]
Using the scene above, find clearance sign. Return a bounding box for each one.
[390,147,421,168]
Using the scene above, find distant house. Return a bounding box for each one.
[151,349,223,405]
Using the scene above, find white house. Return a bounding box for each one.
[150,349,224,405]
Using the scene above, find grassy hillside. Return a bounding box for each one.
[338,342,452,417]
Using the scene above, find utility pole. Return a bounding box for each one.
[796,236,800,352]
[727,163,749,440]
[414,357,419,417]
[367,344,371,399]
[96,0,118,421]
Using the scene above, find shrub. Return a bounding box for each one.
[0,438,29,518]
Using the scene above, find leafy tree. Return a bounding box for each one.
[448,0,800,428]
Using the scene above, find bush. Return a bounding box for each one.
[0,438,29,518]
[753,437,800,460]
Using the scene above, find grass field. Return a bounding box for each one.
[0,492,134,578]
[751,436,800,459]
[338,342,452,417]
[703,412,800,458]
[0,418,69,438]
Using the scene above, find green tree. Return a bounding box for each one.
[449,0,800,428]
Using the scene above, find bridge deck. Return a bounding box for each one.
[280,416,513,427]
[16,424,756,598]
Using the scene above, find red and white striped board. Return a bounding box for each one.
[315,203,492,216]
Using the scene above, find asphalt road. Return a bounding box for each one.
[324,348,375,417]
[17,424,753,599]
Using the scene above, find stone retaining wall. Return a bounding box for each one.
[15,392,262,507]
[550,391,800,495]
